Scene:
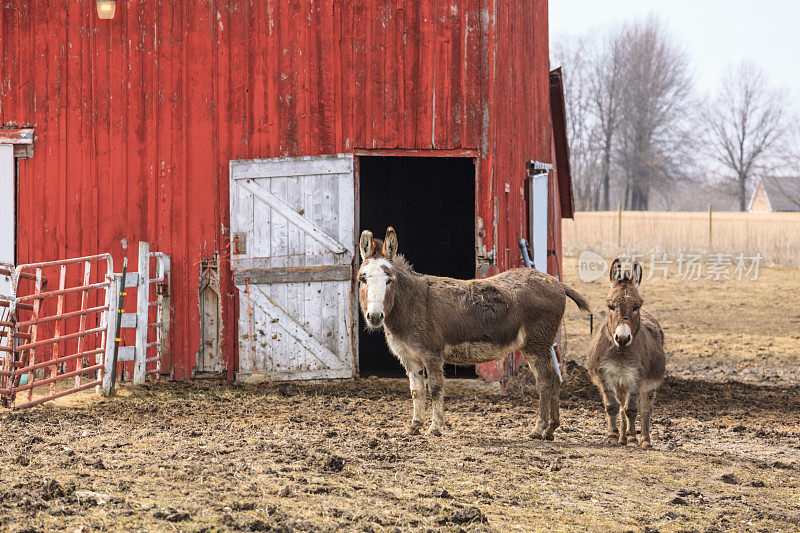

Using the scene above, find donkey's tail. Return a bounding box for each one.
[563,285,591,313]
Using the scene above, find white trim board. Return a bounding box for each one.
[0,145,14,297]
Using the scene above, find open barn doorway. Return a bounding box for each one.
[358,156,476,378]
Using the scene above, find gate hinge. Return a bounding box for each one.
[232,233,247,254]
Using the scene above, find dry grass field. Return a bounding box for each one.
[562,211,800,266]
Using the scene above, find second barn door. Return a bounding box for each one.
[230,154,356,381]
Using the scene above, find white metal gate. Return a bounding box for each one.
[229,154,356,381]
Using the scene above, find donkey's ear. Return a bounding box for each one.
[359,230,374,261]
[609,258,623,284]
[383,227,398,260]
[631,261,643,286]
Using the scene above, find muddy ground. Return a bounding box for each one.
[1,262,799,532]
[1,374,799,532]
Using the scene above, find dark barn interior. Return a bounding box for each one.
[358,156,476,377]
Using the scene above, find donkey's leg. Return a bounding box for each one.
[404,359,426,435]
[616,388,631,445]
[548,385,562,439]
[638,386,657,448]
[547,352,562,439]
[425,360,446,436]
[599,379,621,443]
[528,348,559,440]
[624,385,641,445]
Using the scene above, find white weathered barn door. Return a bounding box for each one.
[229,154,356,381]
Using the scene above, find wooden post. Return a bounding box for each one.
[708,204,713,255]
[102,274,121,394]
[617,203,622,247]
[133,241,149,385]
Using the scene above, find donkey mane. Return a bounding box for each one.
[387,253,417,276]
[367,238,416,272]
[366,240,423,284]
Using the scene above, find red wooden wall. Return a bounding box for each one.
[0,0,555,380]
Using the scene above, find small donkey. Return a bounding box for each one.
[587,259,666,447]
[358,227,591,439]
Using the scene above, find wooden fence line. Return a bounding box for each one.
[562,211,800,266]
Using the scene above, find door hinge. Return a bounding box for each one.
[232,233,247,254]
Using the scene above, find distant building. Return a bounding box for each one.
[748,177,800,213]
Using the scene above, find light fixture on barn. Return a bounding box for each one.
[96,0,116,20]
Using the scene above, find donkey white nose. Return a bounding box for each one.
[367,311,383,328]
[614,324,632,347]
[367,311,384,327]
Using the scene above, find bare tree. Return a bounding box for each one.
[590,29,625,210]
[551,36,603,210]
[616,17,693,211]
[554,17,699,212]
[552,30,625,211]
[702,62,789,211]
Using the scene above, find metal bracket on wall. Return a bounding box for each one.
[232,232,247,254]
[0,128,35,159]
[526,160,552,176]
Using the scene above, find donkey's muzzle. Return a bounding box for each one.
[367,311,384,328]
[614,333,631,348]
[613,324,632,348]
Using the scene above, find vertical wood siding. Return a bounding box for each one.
[0,0,553,379]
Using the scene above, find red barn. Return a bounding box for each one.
[0,0,573,382]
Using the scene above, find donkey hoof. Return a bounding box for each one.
[427,426,442,437]
[617,437,628,446]
[606,433,619,444]
[639,439,652,449]
[532,431,544,440]
[406,422,423,436]
[543,433,555,441]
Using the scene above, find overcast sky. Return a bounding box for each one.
[549,0,800,99]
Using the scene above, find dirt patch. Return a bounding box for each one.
[1,378,799,531]
[2,261,798,530]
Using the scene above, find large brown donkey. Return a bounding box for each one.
[357,227,591,439]
[587,259,666,447]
